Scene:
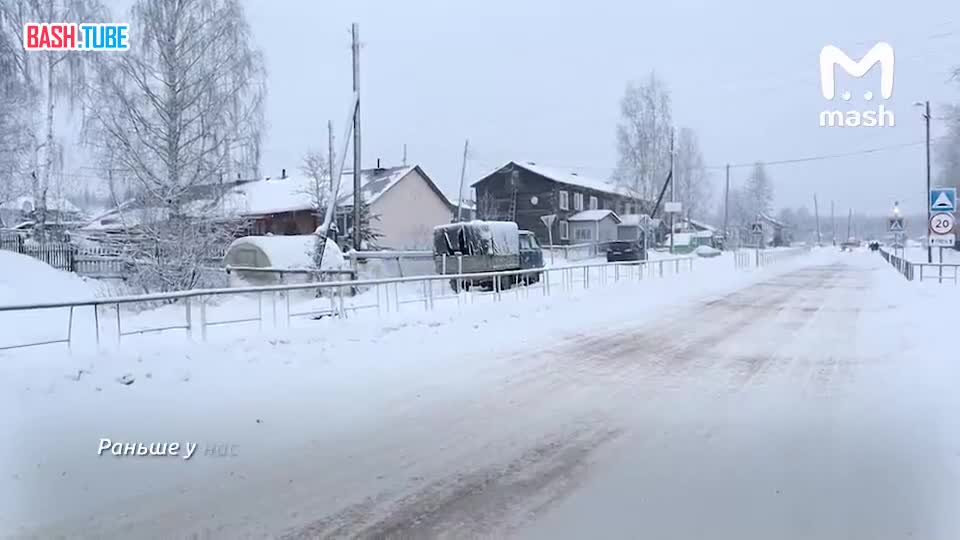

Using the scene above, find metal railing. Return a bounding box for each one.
[879,248,958,283]
[0,247,814,353]
[732,246,809,269]
[0,257,702,352]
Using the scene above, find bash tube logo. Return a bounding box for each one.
[23,23,129,51]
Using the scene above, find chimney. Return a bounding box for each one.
[281,168,287,179]
[376,158,381,169]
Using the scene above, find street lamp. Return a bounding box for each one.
[913,101,932,263]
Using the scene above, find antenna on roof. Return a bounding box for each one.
[403,144,407,166]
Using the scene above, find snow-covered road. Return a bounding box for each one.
[5,251,960,539]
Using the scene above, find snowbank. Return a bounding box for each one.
[695,245,721,257]
[0,251,95,305]
[0,251,100,351]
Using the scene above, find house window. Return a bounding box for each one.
[574,227,593,241]
[573,193,583,211]
[559,190,569,210]
[589,196,598,210]
[559,220,569,240]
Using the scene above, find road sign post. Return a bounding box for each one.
[928,188,957,255]
[540,214,557,265]
[751,221,763,266]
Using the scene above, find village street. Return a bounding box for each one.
[6,252,958,539]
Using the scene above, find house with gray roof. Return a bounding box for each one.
[471,160,648,245]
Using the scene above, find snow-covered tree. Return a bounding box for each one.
[300,149,334,267]
[937,103,960,192]
[1,0,106,239]
[744,162,774,218]
[613,72,673,211]
[84,0,266,292]
[0,10,33,208]
[674,127,712,219]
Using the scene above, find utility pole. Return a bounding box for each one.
[723,164,730,249]
[669,130,676,255]
[327,120,336,237]
[923,100,933,263]
[456,139,469,222]
[814,194,821,246]
[351,22,362,251]
[831,201,836,246]
[846,208,852,241]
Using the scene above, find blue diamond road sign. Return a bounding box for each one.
[929,188,956,213]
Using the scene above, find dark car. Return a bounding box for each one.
[606,240,646,262]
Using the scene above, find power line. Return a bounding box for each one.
[714,139,941,170]
[467,137,948,177]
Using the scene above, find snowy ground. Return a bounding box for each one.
[4,248,959,538]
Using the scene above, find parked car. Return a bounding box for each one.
[605,240,646,262]
[433,221,544,291]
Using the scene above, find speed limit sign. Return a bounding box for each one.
[930,212,955,235]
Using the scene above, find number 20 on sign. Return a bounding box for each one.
[930,213,955,235]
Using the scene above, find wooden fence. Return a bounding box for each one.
[1,237,127,277]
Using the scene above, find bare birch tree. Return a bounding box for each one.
[0,0,106,239]
[301,149,333,267]
[613,72,673,212]
[84,0,266,292]
[744,162,774,219]
[0,9,34,209]
[674,127,712,219]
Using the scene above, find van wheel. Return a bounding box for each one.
[449,279,471,292]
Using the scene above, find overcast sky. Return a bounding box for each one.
[91,0,960,217]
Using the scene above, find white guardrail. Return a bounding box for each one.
[0,248,809,352]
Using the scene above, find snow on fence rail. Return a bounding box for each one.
[879,248,959,284]
[0,249,812,353]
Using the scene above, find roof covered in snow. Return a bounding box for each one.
[472,161,629,198]
[450,198,476,210]
[664,233,694,246]
[684,218,717,232]
[759,213,788,228]
[0,195,82,215]
[219,165,448,216]
[618,214,665,229]
[568,210,621,223]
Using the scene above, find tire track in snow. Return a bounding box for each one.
[281,264,839,538]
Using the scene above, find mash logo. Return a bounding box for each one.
[818,42,895,128]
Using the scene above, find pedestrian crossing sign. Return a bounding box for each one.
[751,222,763,234]
[888,217,904,232]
